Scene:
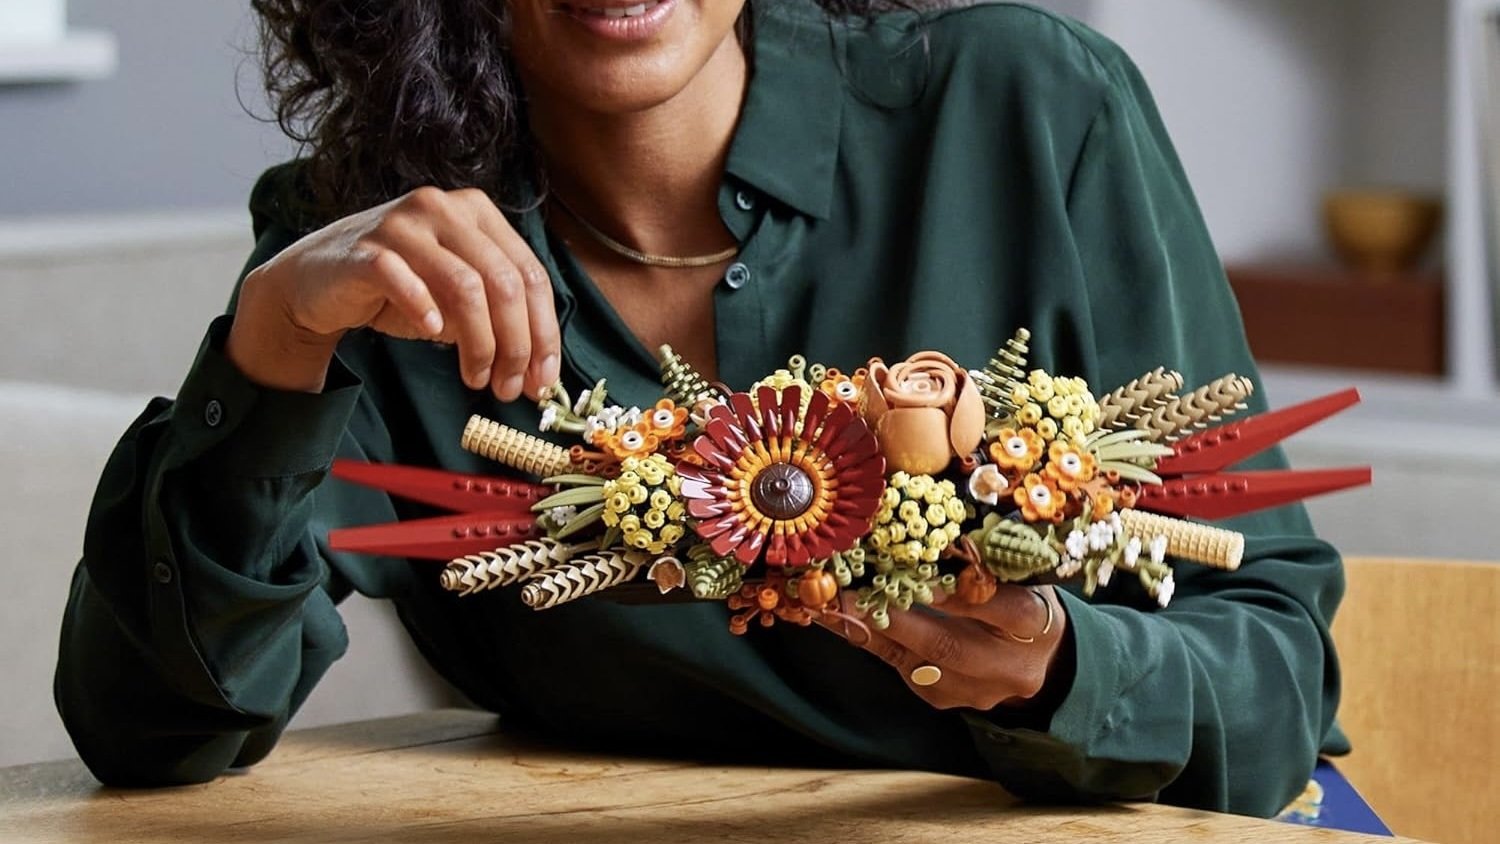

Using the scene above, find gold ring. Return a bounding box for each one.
[909,665,943,686]
[1000,589,1054,644]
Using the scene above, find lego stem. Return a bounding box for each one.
[461,415,575,478]
[1119,509,1244,571]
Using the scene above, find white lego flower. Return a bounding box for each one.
[547,505,578,525]
[1155,574,1176,607]
[967,463,1008,506]
[1065,530,1088,560]
[539,405,559,432]
[573,389,593,415]
[1123,536,1142,568]
[1088,520,1114,552]
[1097,558,1115,588]
[587,407,624,434]
[1149,535,1169,565]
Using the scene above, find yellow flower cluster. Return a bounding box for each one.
[600,454,686,555]
[866,472,969,564]
[1009,369,1102,443]
[753,369,802,394]
[750,368,815,415]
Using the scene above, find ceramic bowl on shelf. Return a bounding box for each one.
[1322,189,1443,277]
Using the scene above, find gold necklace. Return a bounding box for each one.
[551,193,740,269]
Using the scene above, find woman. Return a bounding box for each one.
[55,0,1346,816]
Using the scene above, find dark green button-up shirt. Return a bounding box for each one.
[56,0,1345,817]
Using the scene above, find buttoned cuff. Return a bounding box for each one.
[963,589,1130,797]
[168,315,362,478]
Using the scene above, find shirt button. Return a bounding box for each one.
[734,190,755,212]
[724,262,751,290]
[204,399,224,428]
[151,560,174,584]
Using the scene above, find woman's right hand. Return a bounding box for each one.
[226,186,560,401]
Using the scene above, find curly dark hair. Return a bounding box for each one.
[252,0,904,224]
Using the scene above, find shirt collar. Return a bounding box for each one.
[726,1,846,220]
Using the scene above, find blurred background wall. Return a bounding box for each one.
[0,1,291,215]
[0,0,455,769]
[2,0,1497,769]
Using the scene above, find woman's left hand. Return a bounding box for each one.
[821,585,1069,712]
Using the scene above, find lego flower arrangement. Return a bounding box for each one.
[330,329,1370,634]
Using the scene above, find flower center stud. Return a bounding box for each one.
[750,462,815,521]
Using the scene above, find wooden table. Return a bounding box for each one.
[0,710,1417,843]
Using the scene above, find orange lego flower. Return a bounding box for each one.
[1090,491,1115,520]
[601,421,661,461]
[819,367,867,406]
[644,398,689,441]
[990,427,1045,473]
[1015,473,1066,523]
[1043,439,1097,492]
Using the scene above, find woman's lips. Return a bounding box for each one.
[558,0,677,41]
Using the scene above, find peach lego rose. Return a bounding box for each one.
[862,351,986,475]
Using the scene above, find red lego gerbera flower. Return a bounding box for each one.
[676,385,886,567]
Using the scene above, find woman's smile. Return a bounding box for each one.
[511,0,744,117]
[558,0,677,41]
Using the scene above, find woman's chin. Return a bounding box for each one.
[534,43,713,115]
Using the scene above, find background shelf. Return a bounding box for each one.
[0,31,116,85]
[1049,0,1499,399]
[1228,265,1445,376]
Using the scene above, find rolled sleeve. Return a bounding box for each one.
[167,314,362,479]
[964,590,1173,804]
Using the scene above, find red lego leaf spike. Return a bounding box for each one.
[1154,389,1361,477]
[1135,467,1372,520]
[330,459,550,514]
[328,512,543,560]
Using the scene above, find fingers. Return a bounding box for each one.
[815,596,977,710]
[434,221,532,400]
[357,248,445,338]
[375,187,559,401]
[476,204,561,399]
[862,627,976,710]
[817,589,1058,710]
[940,585,1063,648]
[446,189,559,401]
[390,240,494,391]
[878,604,1022,679]
[938,585,1065,703]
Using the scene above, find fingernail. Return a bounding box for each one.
[472,367,491,389]
[500,374,524,400]
[421,309,444,336]
[539,354,560,389]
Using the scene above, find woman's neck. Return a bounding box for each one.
[525,34,748,257]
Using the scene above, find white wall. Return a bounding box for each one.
[0,1,292,216]
[1345,0,1450,193]
[1091,0,1351,263]
[1086,0,1449,264]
